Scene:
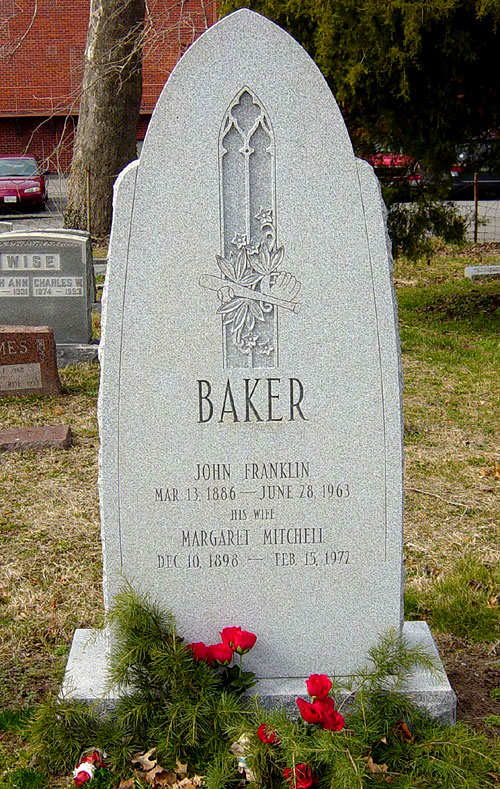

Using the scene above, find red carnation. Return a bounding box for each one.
[322,709,345,731]
[296,697,322,724]
[311,696,335,717]
[306,673,332,699]
[284,763,316,788]
[257,723,279,744]
[220,626,257,654]
[298,695,345,732]
[220,626,241,646]
[207,642,233,665]
[186,641,209,662]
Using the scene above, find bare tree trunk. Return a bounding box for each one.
[65,0,145,238]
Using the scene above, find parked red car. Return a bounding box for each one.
[0,155,48,209]
[366,152,422,187]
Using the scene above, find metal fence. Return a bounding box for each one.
[453,201,500,243]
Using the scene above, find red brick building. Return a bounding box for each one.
[0,0,217,171]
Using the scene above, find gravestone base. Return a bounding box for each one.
[56,341,99,367]
[62,621,456,725]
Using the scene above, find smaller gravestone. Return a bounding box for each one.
[0,425,72,451]
[0,230,95,343]
[0,221,13,234]
[465,264,500,281]
[0,325,61,396]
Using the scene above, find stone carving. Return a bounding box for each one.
[200,87,300,368]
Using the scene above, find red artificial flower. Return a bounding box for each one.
[306,673,332,699]
[283,763,316,788]
[187,641,209,662]
[73,750,106,786]
[257,723,279,744]
[311,697,335,718]
[322,709,345,731]
[220,626,257,654]
[220,626,241,646]
[74,769,93,787]
[298,696,345,732]
[296,697,323,724]
[207,642,233,665]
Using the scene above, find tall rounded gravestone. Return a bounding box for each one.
[64,9,455,722]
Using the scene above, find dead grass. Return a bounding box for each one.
[0,246,498,735]
[0,365,103,708]
[397,249,500,592]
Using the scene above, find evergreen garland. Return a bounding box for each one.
[28,588,500,787]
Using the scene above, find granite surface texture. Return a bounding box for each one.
[99,9,403,680]
[63,9,455,721]
[0,221,13,233]
[0,230,95,342]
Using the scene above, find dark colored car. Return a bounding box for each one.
[448,141,500,200]
[0,155,48,210]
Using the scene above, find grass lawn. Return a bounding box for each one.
[0,244,499,783]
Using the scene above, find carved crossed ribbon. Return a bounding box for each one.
[199,271,300,314]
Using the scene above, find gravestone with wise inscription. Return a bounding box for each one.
[0,230,95,343]
[63,9,455,720]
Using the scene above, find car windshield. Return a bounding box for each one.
[0,158,39,177]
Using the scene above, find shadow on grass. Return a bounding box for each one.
[398,281,500,334]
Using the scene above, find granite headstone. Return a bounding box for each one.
[0,325,61,396]
[64,9,455,720]
[0,230,95,343]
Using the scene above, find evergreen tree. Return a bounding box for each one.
[221,0,500,174]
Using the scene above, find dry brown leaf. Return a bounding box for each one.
[118,780,135,789]
[175,760,188,776]
[367,756,388,774]
[142,764,174,786]
[479,462,500,480]
[488,593,500,608]
[150,769,179,787]
[132,747,157,771]
[395,721,413,742]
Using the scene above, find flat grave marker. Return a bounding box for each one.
[0,425,72,451]
[465,264,500,281]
